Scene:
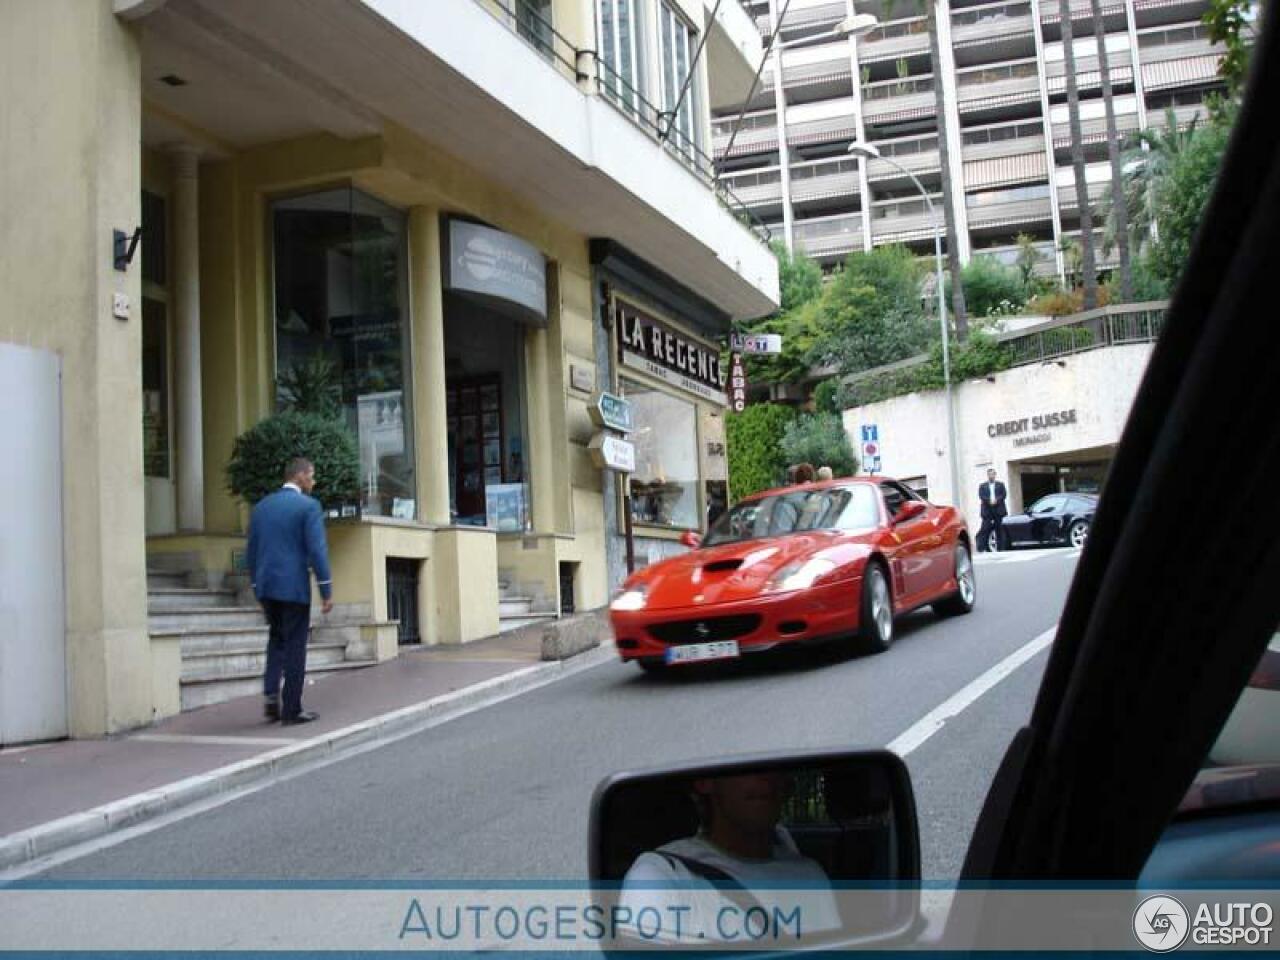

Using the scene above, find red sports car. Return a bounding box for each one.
[610,477,975,672]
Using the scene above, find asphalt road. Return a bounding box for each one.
[37,548,1080,883]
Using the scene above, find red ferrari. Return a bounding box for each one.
[610,477,975,672]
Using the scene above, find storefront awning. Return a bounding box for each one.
[964,152,1048,191]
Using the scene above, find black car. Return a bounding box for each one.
[995,492,1096,551]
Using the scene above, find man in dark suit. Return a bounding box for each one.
[976,468,1008,553]
[246,457,333,725]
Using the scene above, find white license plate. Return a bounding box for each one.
[665,640,741,664]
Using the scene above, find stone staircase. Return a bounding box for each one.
[497,578,558,635]
[147,570,379,711]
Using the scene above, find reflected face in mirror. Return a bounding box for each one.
[694,771,791,859]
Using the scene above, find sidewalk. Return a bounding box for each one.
[0,628,614,870]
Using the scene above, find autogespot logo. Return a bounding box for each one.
[1134,896,1191,952]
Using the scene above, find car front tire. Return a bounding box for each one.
[934,542,977,617]
[858,563,894,654]
[1068,519,1090,549]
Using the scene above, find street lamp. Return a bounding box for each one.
[848,141,962,508]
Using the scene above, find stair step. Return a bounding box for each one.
[146,571,191,590]
[179,660,375,711]
[497,613,558,633]
[148,588,238,611]
[498,598,534,617]
[179,641,349,681]
[149,607,265,631]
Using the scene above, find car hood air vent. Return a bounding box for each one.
[702,559,744,573]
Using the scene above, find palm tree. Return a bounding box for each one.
[1058,0,1099,308]
[1089,0,1132,299]
[881,0,970,339]
[1100,108,1199,257]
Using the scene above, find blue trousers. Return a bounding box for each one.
[262,599,310,719]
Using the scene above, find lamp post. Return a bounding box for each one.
[848,141,962,508]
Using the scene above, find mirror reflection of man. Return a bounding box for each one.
[619,772,840,942]
[976,468,1008,553]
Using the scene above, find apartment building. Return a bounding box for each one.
[715,0,1227,279]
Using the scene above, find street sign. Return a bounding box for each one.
[588,392,633,434]
[588,432,636,473]
[729,332,783,355]
[728,352,748,413]
[861,424,881,475]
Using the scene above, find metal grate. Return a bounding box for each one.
[386,558,421,645]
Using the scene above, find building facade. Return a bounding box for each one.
[838,302,1166,532]
[717,0,1226,277]
[0,0,778,742]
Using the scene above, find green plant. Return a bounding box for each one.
[837,332,1013,408]
[950,255,1029,319]
[1015,234,1043,289]
[812,378,841,415]
[780,413,857,479]
[277,354,343,419]
[226,411,360,508]
[1148,116,1232,288]
[725,403,798,502]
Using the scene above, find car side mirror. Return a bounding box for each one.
[679,530,702,549]
[589,749,921,949]
[894,501,927,524]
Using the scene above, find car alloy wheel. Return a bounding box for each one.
[956,546,975,606]
[859,564,894,653]
[1069,520,1089,549]
[988,530,1000,553]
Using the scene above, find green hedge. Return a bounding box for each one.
[839,332,1013,409]
[726,403,798,502]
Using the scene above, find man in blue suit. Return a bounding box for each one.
[246,457,333,725]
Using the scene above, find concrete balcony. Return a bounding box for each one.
[1041,0,1128,23]
[787,111,860,148]
[975,240,1059,277]
[708,0,767,110]
[794,212,865,259]
[713,115,780,159]
[858,17,931,65]
[964,150,1049,190]
[861,77,937,124]
[1056,180,1110,213]
[1138,36,1221,65]
[957,71,1043,115]
[869,201,942,244]
[1051,113,1141,149]
[721,167,785,209]
[1045,61,1136,96]
[951,3,1036,45]
[789,157,861,205]
[865,144,943,183]
[965,193,1054,230]
[962,133,1048,164]
[1140,52,1224,92]
[1132,0,1213,30]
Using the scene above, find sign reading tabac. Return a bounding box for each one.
[616,301,726,405]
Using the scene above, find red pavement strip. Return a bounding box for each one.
[0,635,613,871]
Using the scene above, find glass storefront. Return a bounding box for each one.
[623,377,700,529]
[271,187,415,518]
[444,297,532,531]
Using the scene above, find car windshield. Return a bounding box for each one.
[702,484,881,547]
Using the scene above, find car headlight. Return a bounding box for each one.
[765,558,837,593]
[610,586,649,611]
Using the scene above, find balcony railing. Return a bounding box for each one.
[1040,0,1127,23]
[861,75,937,121]
[793,212,865,257]
[866,146,942,181]
[858,17,931,63]
[965,192,1054,228]
[1056,180,1109,212]
[1052,113,1142,148]
[790,157,861,203]
[951,2,1035,44]
[721,167,785,207]
[974,240,1059,276]
[1045,62,1136,95]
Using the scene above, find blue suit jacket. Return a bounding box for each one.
[246,486,333,605]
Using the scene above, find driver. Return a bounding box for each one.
[619,772,841,943]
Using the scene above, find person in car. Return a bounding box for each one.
[619,772,841,941]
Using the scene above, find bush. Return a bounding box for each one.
[838,332,1012,408]
[726,403,798,502]
[812,378,841,415]
[955,255,1030,318]
[780,413,858,479]
[227,411,360,508]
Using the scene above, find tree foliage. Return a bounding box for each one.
[1203,0,1258,102]
[780,413,858,479]
[725,403,798,502]
[742,245,824,385]
[226,411,361,508]
[953,255,1030,319]
[837,332,1013,409]
[1148,116,1233,288]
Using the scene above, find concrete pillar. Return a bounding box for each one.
[525,326,557,533]
[172,145,205,532]
[408,207,451,525]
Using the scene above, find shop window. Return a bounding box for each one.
[624,378,700,529]
[598,0,646,116]
[444,299,532,530]
[271,187,415,518]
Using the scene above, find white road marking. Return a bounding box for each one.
[130,734,296,747]
[974,548,1081,565]
[887,626,1057,758]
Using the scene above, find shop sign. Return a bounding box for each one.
[729,332,783,355]
[445,219,547,324]
[617,301,726,405]
[987,408,1079,447]
[728,353,748,413]
[589,432,636,473]
[588,392,633,434]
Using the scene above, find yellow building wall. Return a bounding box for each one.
[0,0,152,735]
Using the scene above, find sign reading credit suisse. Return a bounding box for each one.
[617,301,726,405]
[445,219,547,325]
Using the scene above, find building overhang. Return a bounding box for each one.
[706,1,766,111]
[128,0,780,321]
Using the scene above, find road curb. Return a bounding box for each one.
[0,642,616,873]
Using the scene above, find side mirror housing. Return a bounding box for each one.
[589,749,921,949]
[679,530,702,549]
[895,501,927,524]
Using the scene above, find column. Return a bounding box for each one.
[172,145,205,532]
[525,326,557,533]
[768,0,795,251]
[408,207,451,525]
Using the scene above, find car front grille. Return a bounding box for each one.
[648,615,762,646]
